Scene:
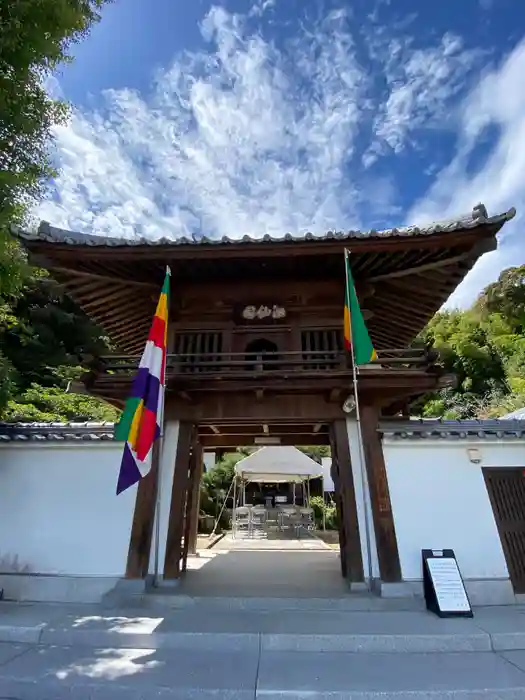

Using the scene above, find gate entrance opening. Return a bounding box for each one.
[180,441,345,598]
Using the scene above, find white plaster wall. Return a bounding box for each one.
[203,452,215,471]
[321,457,334,492]
[148,419,180,575]
[383,439,525,582]
[346,418,380,579]
[0,443,137,576]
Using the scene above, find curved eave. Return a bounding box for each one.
[14,204,516,249]
[12,205,516,352]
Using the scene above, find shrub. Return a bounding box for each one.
[309,495,338,530]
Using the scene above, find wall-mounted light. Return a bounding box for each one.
[467,447,482,464]
[342,395,356,414]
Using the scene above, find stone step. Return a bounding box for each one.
[2,644,525,699]
[4,602,525,654]
[136,590,428,612]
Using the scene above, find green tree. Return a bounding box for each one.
[4,381,118,422]
[0,0,109,231]
[476,265,525,334]
[0,0,111,414]
[415,267,525,419]
[2,273,109,390]
[0,271,115,420]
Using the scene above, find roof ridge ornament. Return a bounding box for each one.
[472,203,488,220]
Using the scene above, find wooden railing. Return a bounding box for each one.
[85,347,439,381]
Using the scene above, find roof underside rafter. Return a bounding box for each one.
[12,204,516,353]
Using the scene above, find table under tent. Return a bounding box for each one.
[231,446,325,539]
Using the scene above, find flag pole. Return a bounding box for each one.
[152,438,163,586]
[345,248,374,589]
[153,265,171,586]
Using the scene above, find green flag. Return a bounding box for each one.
[344,251,377,365]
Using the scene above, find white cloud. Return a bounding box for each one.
[249,0,277,18]
[37,3,523,310]
[40,7,369,239]
[408,38,525,307]
[366,34,481,162]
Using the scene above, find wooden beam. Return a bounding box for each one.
[200,433,330,448]
[166,393,346,422]
[163,422,193,579]
[125,441,160,578]
[45,263,158,289]
[331,420,364,582]
[367,238,496,283]
[359,404,401,582]
[374,290,438,319]
[186,443,204,557]
[82,287,137,313]
[384,277,453,301]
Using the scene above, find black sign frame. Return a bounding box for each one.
[422,549,473,618]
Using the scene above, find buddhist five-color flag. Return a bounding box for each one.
[343,250,377,366]
[115,267,170,495]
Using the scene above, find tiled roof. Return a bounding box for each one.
[0,422,116,442]
[1,418,525,443]
[379,418,525,440]
[13,204,516,248]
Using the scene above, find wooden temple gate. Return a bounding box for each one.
[13,205,515,585]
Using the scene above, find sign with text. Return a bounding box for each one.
[234,304,287,324]
[422,549,473,618]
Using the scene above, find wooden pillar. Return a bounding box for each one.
[359,404,401,582]
[331,420,364,582]
[163,422,193,579]
[125,441,160,578]
[187,443,204,556]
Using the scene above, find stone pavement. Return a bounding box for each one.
[4,601,525,697]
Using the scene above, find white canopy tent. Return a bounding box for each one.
[234,446,323,483]
[231,447,326,533]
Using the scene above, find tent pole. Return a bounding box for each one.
[232,475,237,539]
[321,474,326,531]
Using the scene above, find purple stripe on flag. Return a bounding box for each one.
[143,374,161,415]
[116,443,143,495]
[131,368,161,415]
[131,367,150,398]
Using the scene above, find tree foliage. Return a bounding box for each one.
[0,0,108,231]
[414,265,525,419]
[0,0,112,420]
[0,271,118,421]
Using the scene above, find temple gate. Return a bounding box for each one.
[14,204,516,588]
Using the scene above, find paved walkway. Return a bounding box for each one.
[5,602,525,697]
[181,531,346,598]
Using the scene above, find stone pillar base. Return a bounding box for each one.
[377,578,515,606]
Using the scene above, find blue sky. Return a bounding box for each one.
[41,0,525,306]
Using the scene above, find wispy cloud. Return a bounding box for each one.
[37,3,523,305]
[365,34,482,165]
[409,39,525,306]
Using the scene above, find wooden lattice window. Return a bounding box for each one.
[301,329,344,369]
[173,332,223,373]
